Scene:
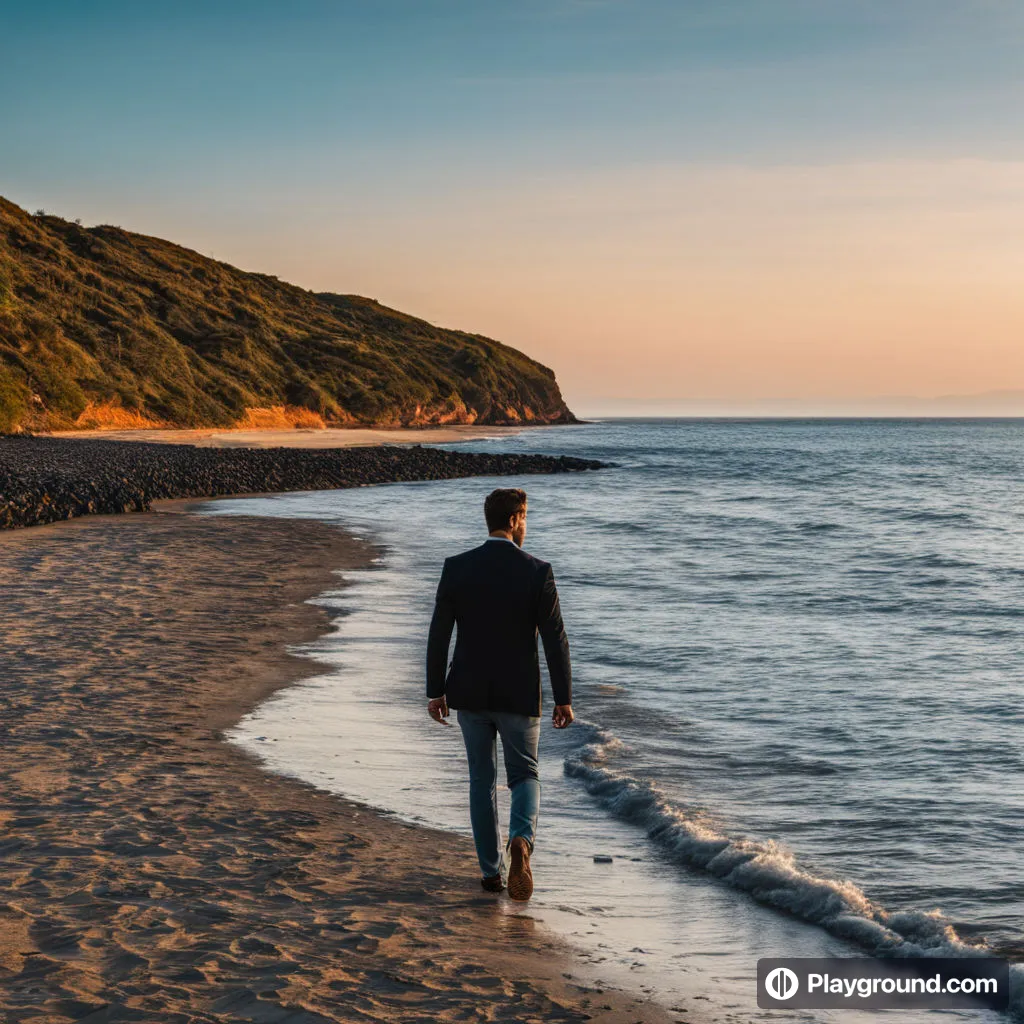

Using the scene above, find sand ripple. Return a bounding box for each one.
[0,510,673,1024]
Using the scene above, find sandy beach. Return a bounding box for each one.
[0,506,679,1024]
[41,426,532,449]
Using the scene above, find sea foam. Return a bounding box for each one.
[564,722,1024,1016]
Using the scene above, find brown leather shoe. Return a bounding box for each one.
[507,836,534,901]
[481,874,504,893]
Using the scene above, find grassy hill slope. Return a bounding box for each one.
[0,196,577,432]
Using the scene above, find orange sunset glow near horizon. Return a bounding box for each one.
[208,158,1024,417]
[6,3,1024,417]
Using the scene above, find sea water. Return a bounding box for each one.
[204,420,1024,1022]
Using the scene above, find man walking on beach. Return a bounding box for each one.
[426,488,573,901]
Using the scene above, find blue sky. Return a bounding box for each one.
[4,2,1024,410]
[7,1,1023,188]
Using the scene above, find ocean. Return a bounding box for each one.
[204,419,1024,1022]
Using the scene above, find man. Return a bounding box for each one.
[426,487,574,901]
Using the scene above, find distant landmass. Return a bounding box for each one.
[583,392,1024,419]
[0,197,576,433]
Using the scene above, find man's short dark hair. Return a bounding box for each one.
[484,488,527,532]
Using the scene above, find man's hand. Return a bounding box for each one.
[552,704,574,729]
[427,696,450,726]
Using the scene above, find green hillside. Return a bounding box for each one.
[0,196,576,432]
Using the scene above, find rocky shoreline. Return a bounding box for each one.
[0,436,604,530]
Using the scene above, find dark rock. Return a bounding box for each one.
[0,437,606,530]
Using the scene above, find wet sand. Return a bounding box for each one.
[0,507,678,1023]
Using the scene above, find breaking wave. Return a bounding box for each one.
[564,722,1024,1015]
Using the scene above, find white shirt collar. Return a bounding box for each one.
[485,536,516,544]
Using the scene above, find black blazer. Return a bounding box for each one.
[426,539,572,717]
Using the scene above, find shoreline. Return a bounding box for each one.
[0,504,678,1023]
[39,424,541,449]
[0,435,604,531]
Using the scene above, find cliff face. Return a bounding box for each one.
[0,197,577,432]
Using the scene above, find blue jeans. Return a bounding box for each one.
[457,709,541,878]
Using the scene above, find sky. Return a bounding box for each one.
[3,1,1024,415]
